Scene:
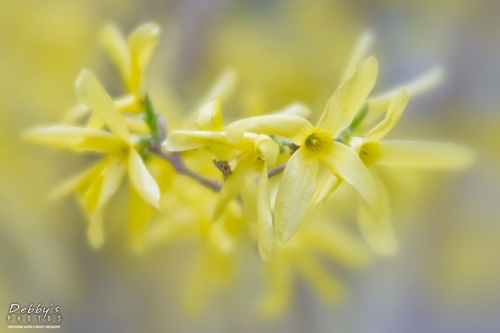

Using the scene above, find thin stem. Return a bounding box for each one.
[148,141,222,192]
[267,162,287,178]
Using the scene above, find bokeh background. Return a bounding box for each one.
[1,0,499,332]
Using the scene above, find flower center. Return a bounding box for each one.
[359,142,380,166]
[302,129,333,158]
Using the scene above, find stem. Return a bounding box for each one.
[267,162,287,178]
[148,141,222,192]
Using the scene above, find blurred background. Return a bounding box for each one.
[1,0,499,332]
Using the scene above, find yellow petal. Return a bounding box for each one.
[87,114,104,129]
[294,253,345,301]
[195,100,224,131]
[377,141,474,169]
[87,209,105,249]
[127,23,160,93]
[196,69,237,109]
[165,130,256,155]
[97,156,127,208]
[276,102,311,118]
[314,174,342,205]
[255,135,279,166]
[129,185,154,254]
[165,130,226,151]
[128,149,160,209]
[75,70,131,143]
[259,260,292,316]
[100,24,130,83]
[357,167,397,255]
[367,67,443,121]
[50,157,109,200]
[321,142,380,216]
[213,155,255,221]
[225,114,313,144]
[274,151,319,242]
[181,70,237,129]
[82,156,126,212]
[317,56,378,136]
[302,224,371,266]
[257,165,274,260]
[363,89,409,143]
[341,30,375,82]
[23,125,122,153]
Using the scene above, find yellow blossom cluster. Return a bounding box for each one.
[24,23,473,314]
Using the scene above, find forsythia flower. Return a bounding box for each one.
[166,101,285,260]
[224,57,381,243]
[24,70,160,248]
[64,23,160,124]
[24,20,475,316]
[259,219,371,315]
[348,89,474,254]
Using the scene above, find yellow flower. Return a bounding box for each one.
[63,23,160,124]
[347,89,474,254]
[259,220,371,315]
[165,101,284,260]
[224,57,381,243]
[100,22,160,101]
[24,70,160,248]
[143,175,243,313]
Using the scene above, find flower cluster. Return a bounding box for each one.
[24,24,473,314]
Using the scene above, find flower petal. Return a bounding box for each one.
[377,141,474,169]
[75,70,131,143]
[357,167,397,255]
[129,185,154,253]
[314,174,342,205]
[82,156,127,212]
[317,56,378,136]
[99,24,130,83]
[128,149,160,209]
[212,155,255,221]
[23,125,122,153]
[294,253,345,301]
[165,130,227,151]
[255,135,280,166]
[274,151,319,242]
[50,157,109,200]
[87,209,105,249]
[301,223,371,266]
[321,142,380,216]
[165,130,257,155]
[367,67,443,121]
[259,259,292,316]
[195,100,224,131]
[127,23,160,93]
[363,89,409,143]
[226,113,313,144]
[341,30,375,82]
[257,165,275,260]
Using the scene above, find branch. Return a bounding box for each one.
[267,162,287,178]
[148,141,222,192]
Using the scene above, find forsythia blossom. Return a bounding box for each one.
[24,23,474,314]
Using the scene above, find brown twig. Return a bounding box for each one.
[267,162,287,179]
[148,141,222,192]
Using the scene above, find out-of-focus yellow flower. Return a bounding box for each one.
[259,219,371,315]
[342,90,473,254]
[166,102,283,260]
[100,23,160,100]
[144,174,244,313]
[64,23,160,123]
[24,70,160,248]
